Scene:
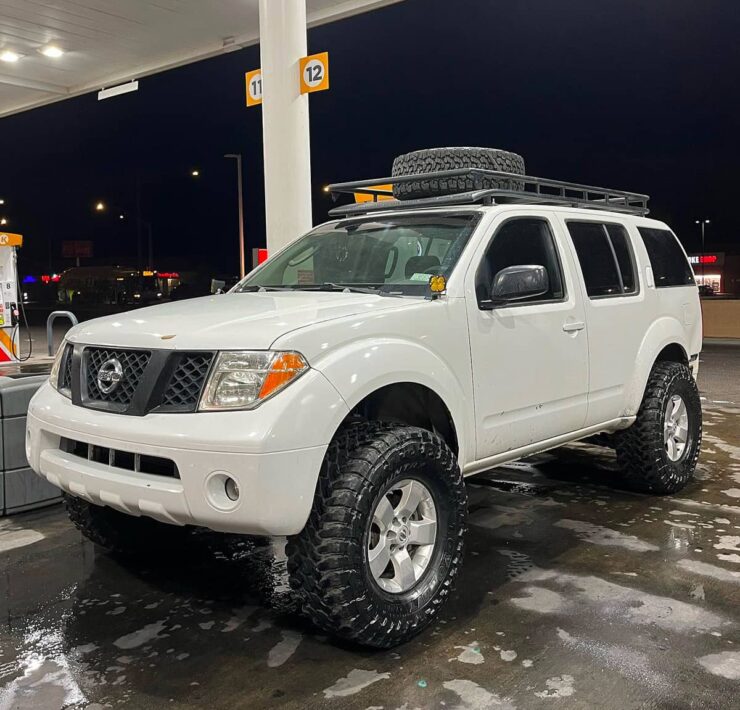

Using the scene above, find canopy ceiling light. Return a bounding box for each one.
[0,50,21,63]
[40,46,64,58]
[97,80,139,101]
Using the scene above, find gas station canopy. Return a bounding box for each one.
[0,0,400,118]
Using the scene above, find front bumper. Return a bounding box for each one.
[27,372,349,535]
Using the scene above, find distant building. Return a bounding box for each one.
[688,252,740,296]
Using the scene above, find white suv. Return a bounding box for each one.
[27,148,702,648]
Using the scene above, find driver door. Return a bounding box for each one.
[465,214,589,461]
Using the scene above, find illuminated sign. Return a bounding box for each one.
[688,255,717,265]
[0,232,23,247]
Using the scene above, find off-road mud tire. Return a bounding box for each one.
[614,362,702,494]
[286,422,466,648]
[391,146,525,200]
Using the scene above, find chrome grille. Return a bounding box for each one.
[84,348,151,406]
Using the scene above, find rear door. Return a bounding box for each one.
[465,212,589,461]
[558,216,648,425]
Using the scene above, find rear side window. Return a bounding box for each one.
[638,227,695,287]
[606,225,637,292]
[567,222,638,297]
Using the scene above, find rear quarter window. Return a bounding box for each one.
[638,227,695,287]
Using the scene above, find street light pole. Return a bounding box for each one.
[225,153,246,278]
[695,219,710,283]
[146,221,154,270]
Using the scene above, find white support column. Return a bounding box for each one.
[259,0,313,255]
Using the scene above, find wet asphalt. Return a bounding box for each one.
[0,345,738,709]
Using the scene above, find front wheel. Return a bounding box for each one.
[615,361,702,494]
[65,494,188,556]
[286,422,466,648]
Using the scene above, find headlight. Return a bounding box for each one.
[199,351,308,411]
[49,341,66,393]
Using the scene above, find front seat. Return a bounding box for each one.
[405,255,441,279]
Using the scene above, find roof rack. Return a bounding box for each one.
[327,169,650,217]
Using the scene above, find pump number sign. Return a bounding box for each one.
[0,232,22,247]
[300,52,329,94]
[245,69,263,106]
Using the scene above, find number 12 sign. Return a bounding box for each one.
[299,52,329,95]
[245,69,263,106]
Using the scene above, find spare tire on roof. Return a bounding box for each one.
[391,147,526,201]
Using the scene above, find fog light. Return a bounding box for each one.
[224,477,239,501]
[205,471,241,511]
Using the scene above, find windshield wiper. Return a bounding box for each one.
[239,285,294,292]
[243,283,404,297]
[308,283,406,296]
[321,283,382,295]
[286,282,381,295]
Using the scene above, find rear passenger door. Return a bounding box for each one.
[560,217,647,425]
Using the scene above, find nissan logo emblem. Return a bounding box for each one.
[97,358,124,394]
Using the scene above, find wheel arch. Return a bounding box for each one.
[624,317,691,416]
[312,338,473,464]
[338,382,460,456]
[654,342,689,365]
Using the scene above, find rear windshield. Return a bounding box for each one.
[237,213,481,296]
[638,227,695,288]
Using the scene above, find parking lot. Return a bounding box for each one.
[1,344,738,709]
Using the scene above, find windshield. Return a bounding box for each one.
[236,213,481,296]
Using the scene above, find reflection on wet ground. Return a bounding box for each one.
[1,415,739,708]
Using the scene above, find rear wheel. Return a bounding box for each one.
[286,422,466,648]
[615,362,702,493]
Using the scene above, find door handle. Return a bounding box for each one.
[562,321,586,333]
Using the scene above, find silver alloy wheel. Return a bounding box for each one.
[367,478,438,594]
[664,394,689,462]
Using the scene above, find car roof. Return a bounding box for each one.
[325,203,668,230]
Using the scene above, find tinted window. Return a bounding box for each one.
[568,222,638,297]
[569,222,621,297]
[606,225,637,293]
[638,227,695,287]
[477,219,565,303]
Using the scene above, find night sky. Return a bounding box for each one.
[1,0,738,277]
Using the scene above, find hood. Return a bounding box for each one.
[67,292,414,350]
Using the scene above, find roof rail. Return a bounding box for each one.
[327,168,650,217]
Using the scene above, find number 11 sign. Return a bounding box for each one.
[299,52,329,95]
[245,68,263,106]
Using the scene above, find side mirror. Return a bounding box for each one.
[489,265,549,305]
[210,279,226,295]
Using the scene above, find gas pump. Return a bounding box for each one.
[0,232,22,362]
